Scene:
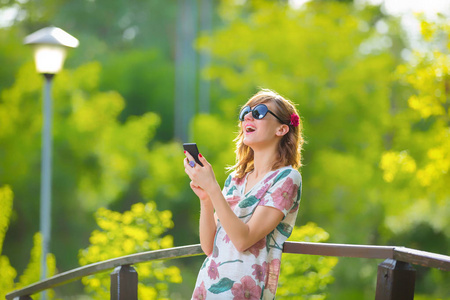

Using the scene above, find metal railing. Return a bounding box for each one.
[6,242,450,300]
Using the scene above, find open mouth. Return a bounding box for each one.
[245,125,256,133]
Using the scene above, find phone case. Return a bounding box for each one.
[183,143,204,166]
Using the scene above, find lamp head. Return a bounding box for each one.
[24,27,79,75]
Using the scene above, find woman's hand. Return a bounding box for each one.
[183,151,220,196]
[184,151,218,255]
[189,181,210,201]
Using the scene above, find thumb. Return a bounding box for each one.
[190,181,200,189]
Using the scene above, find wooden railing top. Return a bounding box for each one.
[283,242,450,271]
[6,242,450,300]
[6,244,203,300]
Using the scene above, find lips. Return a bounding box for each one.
[245,124,256,133]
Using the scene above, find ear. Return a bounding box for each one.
[275,124,289,137]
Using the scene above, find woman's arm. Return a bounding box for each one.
[189,181,217,255]
[185,153,284,252]
[199,201,216,255]
[207,185,283,252]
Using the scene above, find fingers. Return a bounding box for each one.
[183,156,192,171]
[184,150,207,169]
[198,153,209,167]
[184,150,213,190]
[184,149,198,173]
[184,151,195,164]
[190,181,201,189]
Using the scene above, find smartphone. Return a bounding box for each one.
[183,143,204,167]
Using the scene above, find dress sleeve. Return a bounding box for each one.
[258,168,302,217]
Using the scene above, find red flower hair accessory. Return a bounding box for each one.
[290,113,300,127]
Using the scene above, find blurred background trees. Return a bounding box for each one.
[0,0,449,299]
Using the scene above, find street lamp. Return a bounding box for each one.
[24,27,79,285]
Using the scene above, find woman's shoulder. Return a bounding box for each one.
[272,166,302,185]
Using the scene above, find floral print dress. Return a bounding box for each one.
[192,166,302,300]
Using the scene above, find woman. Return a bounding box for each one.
[184,89,304,299]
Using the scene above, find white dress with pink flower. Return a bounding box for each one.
[192,166,302,300]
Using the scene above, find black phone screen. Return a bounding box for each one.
[183,143,204,166]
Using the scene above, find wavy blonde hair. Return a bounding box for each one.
[231,89,304,178]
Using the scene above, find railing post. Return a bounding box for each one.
[375,258,415,300]
[110,265,138,300]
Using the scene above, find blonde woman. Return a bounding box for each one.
[184,89,304,299]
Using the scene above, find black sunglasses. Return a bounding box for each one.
[239,104,287,124]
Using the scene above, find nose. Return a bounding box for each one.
[243,110,253,121]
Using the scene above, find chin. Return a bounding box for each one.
[243,137,258,149]
[243,138,253,147]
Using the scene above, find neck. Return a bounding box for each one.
[251,144,279,178]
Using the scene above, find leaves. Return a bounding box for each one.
[0,1,449,299]
[0,60,188,279]
[79,202,180,299]
[208,277,234,294]
[226,186,237,196]
[238,196,259,208]
[0,186,13,250]
[274,169,291,185]
[0,187,56,300]
[0,185,16,300]
[277,223,338,299]
[276,222,293,238]
[225,174,232,188]
[380,16,450,237]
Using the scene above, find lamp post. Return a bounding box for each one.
[24,27,78,286]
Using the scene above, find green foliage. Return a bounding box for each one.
[377,17,450,299]
[15,233,57,300]
[0,27,27,91]
[0,185,56,299]
[99,49,175,140]
[79,202,182,299]
[379,15,450,237]
[0,185,13,252]
[0,185,15,300]
[0,60,187,273]
[0,255,16,300]
[141,141,187,201]
[277,222,338,299]
[1,0,449,298]
[191,114,237,184]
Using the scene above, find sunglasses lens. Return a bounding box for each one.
[253,105,268,120]
[239,106,251,121]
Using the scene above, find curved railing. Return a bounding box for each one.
[6,242,450,300]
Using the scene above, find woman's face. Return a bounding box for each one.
[241,101,285,149]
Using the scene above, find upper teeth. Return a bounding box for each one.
[246,126,255,132]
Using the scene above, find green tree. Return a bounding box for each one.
[0,185,56,300]
[0,185,15,299]
[2,0,448,298]
[380,16,450,236]
[99,49,175,140]
[0,27,28,91]
[2,0,177,51]
[1,0,180,139]
[79,202,181,299]
[0,61,188,281]
[278,222,338,299]
[379,16,450,298]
